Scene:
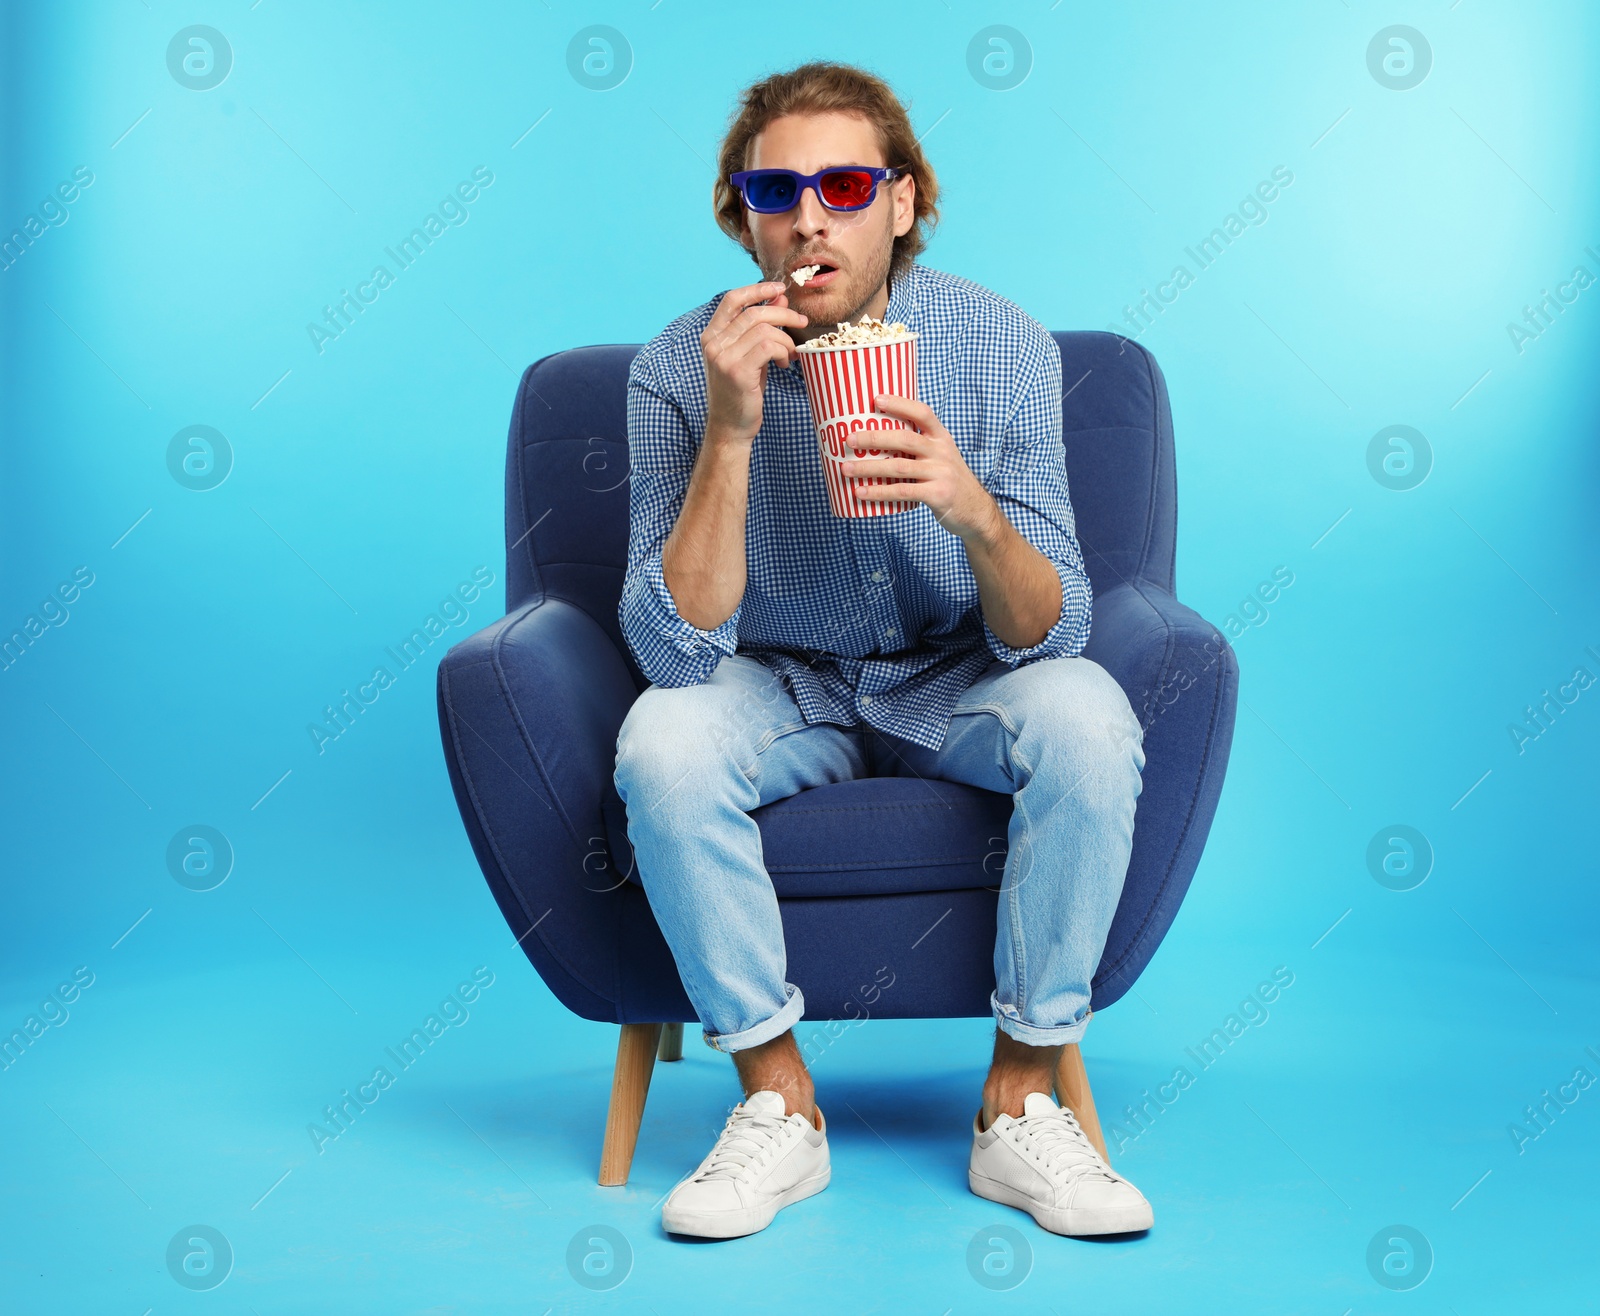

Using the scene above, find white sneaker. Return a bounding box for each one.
[969,1091,1153,1236]
[661,1090,830,1238]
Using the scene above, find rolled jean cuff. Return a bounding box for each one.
[991,992,1091,1047]
[700,983,805,1054]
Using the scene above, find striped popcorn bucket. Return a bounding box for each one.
[796,331,920,517]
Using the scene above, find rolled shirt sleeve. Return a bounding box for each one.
[618,351,743,687]
[978,333,1093,667]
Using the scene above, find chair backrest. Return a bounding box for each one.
[504,330,1178,684]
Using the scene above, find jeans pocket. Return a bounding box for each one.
[744,719,812,785]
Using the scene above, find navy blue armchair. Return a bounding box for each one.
[436,330,1239,1184]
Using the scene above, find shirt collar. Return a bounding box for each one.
[885,261,916,329]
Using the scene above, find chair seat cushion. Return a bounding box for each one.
[601,775,1016,899]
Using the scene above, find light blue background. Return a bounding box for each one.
[2,2,1596,1312]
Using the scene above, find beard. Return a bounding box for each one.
[812,235,893,326]
[762,227,895,339]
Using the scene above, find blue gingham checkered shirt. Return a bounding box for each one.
[619,261,1092,752]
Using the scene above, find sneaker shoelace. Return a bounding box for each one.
[1015,1107,1118,1184]
[694,1108,794,1182]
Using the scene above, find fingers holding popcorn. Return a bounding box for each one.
[836,401,995,538]
[868,393,943,436]
[702,281,809,440]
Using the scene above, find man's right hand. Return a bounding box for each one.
[700,280,808,444]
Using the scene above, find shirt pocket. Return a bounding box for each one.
[943,406,997,488]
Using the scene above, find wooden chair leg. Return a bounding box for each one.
[599,1023,662,1186]
[1054,1041,1112,1165]
[657,1022,684,1062]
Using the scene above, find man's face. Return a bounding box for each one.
[739,111,915,341]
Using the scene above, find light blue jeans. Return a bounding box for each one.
[612,652,1145,1053]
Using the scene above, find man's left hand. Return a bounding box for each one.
[838,394,1002,544]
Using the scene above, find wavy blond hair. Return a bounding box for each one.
[713,61,940,282]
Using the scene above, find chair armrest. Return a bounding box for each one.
[1083,581,1237,735]
[1081,581,1240,1007]
[435,596,640,1021]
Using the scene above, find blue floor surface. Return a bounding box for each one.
[4,925,1593,1313]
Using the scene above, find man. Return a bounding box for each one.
[613,61,1152,1241]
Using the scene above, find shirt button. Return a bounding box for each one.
[885,627,896,637]
[870,570,884,582]
[860,694,873,705]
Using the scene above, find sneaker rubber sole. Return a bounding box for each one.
[968,1168,1153,1237]
[662,1166,831,1239]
